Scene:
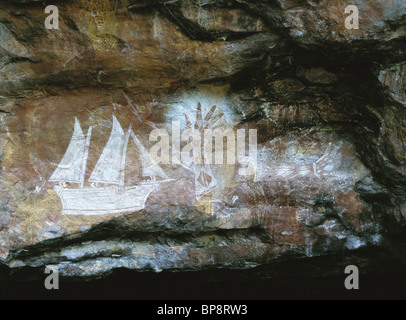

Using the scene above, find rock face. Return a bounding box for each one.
[0,0,405,280]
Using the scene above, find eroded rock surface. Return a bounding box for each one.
[0,0,405,279]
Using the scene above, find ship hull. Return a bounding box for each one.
[53,184,157,216]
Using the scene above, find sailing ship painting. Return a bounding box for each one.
[49,115,170,216]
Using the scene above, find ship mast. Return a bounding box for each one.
[80,126,92,188]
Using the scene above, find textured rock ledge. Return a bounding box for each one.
[0,0,405,280]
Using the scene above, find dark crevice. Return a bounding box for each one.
[159,3,216,41]
[6,223,265,263]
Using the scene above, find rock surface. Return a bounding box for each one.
[0,0,405,280]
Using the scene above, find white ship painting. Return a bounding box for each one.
[49,115,170,216]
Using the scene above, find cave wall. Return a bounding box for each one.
[0,0,405,279]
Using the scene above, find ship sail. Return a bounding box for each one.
[89,115,127,185]
[130,130,169,180]
[49,117,92,185]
